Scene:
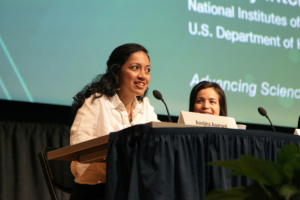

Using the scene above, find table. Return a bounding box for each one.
[48,122,300,199]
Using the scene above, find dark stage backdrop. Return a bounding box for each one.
[0,120,71,200]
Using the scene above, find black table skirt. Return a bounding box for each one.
[106,125,300,200]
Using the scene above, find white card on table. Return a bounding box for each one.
[178,111,238,129]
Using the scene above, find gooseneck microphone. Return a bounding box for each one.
[258,107,276,132]
[153,90,172,122]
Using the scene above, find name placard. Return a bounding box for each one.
[178,111,238,129]
[294,129,300,135]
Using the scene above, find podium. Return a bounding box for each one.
[48,122,300,200]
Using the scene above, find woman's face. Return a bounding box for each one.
[118,51,151,98]
[194,87,220,116]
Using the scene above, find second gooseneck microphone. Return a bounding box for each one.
[153,90,172,122]
[258,107,276,132]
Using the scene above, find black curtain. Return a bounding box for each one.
[0,120,71,200]
[106,125,300,200]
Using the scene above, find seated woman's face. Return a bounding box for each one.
[118,51,151,97]
[194,87,220,116]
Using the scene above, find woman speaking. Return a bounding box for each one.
[69,43,159,200]
[189,81,227,116]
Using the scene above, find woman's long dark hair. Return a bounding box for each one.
[72,43,149,113]
[189,81,227,116]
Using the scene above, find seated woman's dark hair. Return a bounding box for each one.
[189,81,227,116]
[72,43,149,113]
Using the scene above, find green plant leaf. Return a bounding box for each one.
[290,158,300,188]
[290,193,300,200]
[204,144,300,200]
[279,184,300,200]
[244,182,280,200]
[284,159,299,181]
[240,155,282,186]
[284,156,300,182]
[230,171,245,177]
[203,187,247,200]
[209,159,244,175]
[277,144,299,166]
[261,160,284,185]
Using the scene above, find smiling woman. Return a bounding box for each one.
[117,51,151,113]
[69,43,159,200]
[189,81,227,116]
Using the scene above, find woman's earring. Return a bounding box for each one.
[117,87,121,91]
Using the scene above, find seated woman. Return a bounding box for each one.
[189,81,227,116]
[69,43,159,200]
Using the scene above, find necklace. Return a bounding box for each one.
[128,101,133,123]
[128,112,133,123]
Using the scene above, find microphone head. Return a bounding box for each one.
[258,107,267,117]
[153,90,163,100]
